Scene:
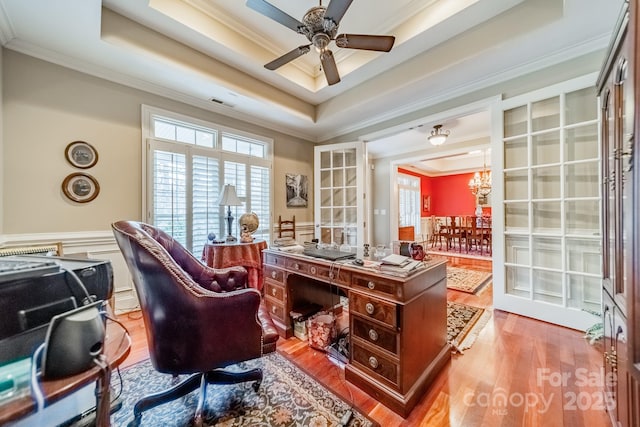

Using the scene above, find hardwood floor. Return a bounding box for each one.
[115,256,609,427]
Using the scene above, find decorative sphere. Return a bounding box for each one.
[207,232,216,241]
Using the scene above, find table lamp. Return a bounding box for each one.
[218,184,242,242]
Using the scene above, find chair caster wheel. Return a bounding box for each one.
[252,380,261,392]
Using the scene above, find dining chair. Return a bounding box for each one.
[431,216,449,249]
[448,215,465,252]
[466,216,484,255]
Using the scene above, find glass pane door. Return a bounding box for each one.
[495,76,602,331]
[314,142,367,250]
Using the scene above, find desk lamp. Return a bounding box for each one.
[218,184,242,242]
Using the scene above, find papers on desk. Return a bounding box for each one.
[381,254,410,266]
[272,244,305,254]
[349,254,424,277]
[380,259,424,277]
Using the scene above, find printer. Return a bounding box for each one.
[0,255,113,366]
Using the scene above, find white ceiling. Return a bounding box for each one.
[0,0,622,170]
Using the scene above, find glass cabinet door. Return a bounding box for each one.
[497,77,601,330]
[314,142,367,249]
[617,54,631,314]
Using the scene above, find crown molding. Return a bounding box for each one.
[316,33,611,142]
[4,38,318,142]
[0,0,15,45]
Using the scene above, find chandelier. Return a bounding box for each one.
[469,152,492,196]
[428,124,450,146]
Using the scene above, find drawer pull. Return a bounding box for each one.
[365,303,375,315]
[271,271,277,279]
[294,263,300,270]
[368,329,379,341]
[368,356,379,369]
[367,281,375,290]
[271,288,277,296]
[329,272,334,279]
[310,266,317,274]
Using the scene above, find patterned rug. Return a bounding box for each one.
[446,266,492,293]
[447,301,491,353]
[428,247,491,260]
[111,352,376,427]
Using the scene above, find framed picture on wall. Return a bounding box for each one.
[65,141,98,169]
[423,195,430,211]
[286,173,308,207]
[62,172,100,203]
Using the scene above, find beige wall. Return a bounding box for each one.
[2,49,314,235]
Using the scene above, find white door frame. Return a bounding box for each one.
[387,97,501,244]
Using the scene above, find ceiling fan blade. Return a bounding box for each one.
[320,50,341,86]
[335,34,395,52]
[265,45,311,70]
[246,0,304,33]
[325,0,354,25]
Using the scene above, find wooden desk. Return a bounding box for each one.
[0,321,131,426]
[202,240,267,291]
[262,249,449,417]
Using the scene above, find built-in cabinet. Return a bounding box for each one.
[597,2,640,426]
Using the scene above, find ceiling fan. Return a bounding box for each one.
[246,0,396,86]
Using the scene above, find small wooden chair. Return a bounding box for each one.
[278,215,296,239]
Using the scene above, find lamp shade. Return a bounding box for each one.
[218,184,242,206]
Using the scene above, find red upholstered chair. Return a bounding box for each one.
[112,220,278,427]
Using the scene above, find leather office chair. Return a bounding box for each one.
[112,220,279,427]
[278,215,295,239]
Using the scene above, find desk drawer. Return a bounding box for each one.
[264,253,284,267]
[285,258,310,274]
[352,317,398,355]
[310,264,350,285]
[352,342,399,387]
[265,298,286,323]
[350,291,397,328]
[264,281,285,302]
[265,266,285,284]
[352,274,398,298]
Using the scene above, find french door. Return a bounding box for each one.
[493,74,602,330]
[314,142,369,249]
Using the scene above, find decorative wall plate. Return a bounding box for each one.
[62,173,100,203]
[65,141,98,169]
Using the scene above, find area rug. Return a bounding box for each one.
[446,266,492,293]
[447,301,491,353]
[111,351,376,427]
[427,246,491,261]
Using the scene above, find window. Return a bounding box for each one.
[143,106,273,253]
[398,174,421,235]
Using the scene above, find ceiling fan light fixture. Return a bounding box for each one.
[428,124,450,146]
[248,0,395,86]
[312,33,330,52]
